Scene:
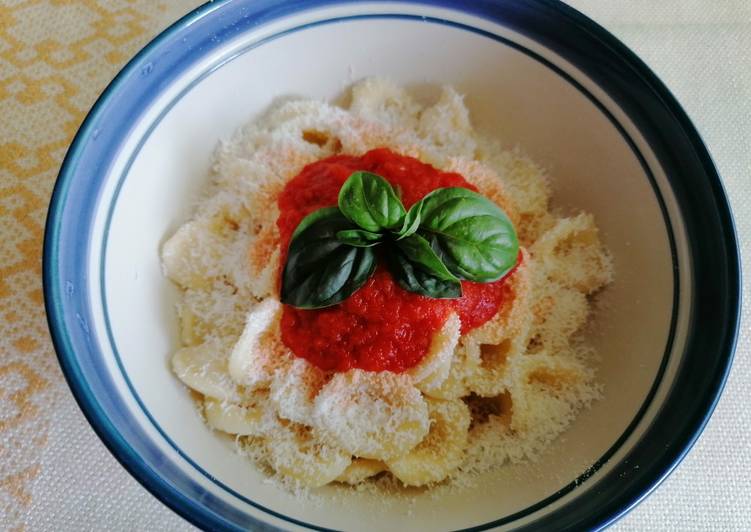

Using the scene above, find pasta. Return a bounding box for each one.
[203,393,274,437]
[312,370,430,461]
[407,313,461,394]
[335,458,387,485]
[386,398,471,486]
[162,79,613,489]
[264,420,352,488]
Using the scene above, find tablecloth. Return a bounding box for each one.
[0,0,747,530]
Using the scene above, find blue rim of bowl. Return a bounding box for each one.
[43,1,741,531]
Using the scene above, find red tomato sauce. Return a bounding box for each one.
[276,148,518,373]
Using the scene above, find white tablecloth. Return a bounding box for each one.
[2,1,747,530]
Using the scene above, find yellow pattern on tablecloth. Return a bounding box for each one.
[0,1,199,528]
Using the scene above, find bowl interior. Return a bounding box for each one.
[87,7,687,531]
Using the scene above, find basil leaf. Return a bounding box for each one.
[395,234,460,282]
[291,207,341,240]
[281,209,376,309]
[336,229,382,247]
[416,187,519,282]
[387,234,462,298]
[395,201,422,240]
[338,171,406,232]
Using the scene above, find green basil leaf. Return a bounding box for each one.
[281,209,376,309]
[336,229,383,247]
[415,187,519,282]
[291,206,341,240]
[338,171,406,232]
[386,234,462,299]
[395,201,422,240]
[393,184,404,201]
[395,234,460,282]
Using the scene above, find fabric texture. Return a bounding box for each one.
[0,0,747,530]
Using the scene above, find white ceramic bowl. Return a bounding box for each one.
[44,1,740,530]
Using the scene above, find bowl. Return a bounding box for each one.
[43,0,740,530]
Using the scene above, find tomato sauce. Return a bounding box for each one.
[276,148,518,373]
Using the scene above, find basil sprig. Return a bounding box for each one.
[280,171,519,309]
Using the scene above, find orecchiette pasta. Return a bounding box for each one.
[203,392,274,437]
[335,458,387,485]
[386,398,471,486]
[228,298,291,390]
[270,357,328,425]
[264,421,352,488]
[171,338,241,403]
[164,79,613,490]
[530,213,613,294]
[312,370,429,461]
[408,313,461,394]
